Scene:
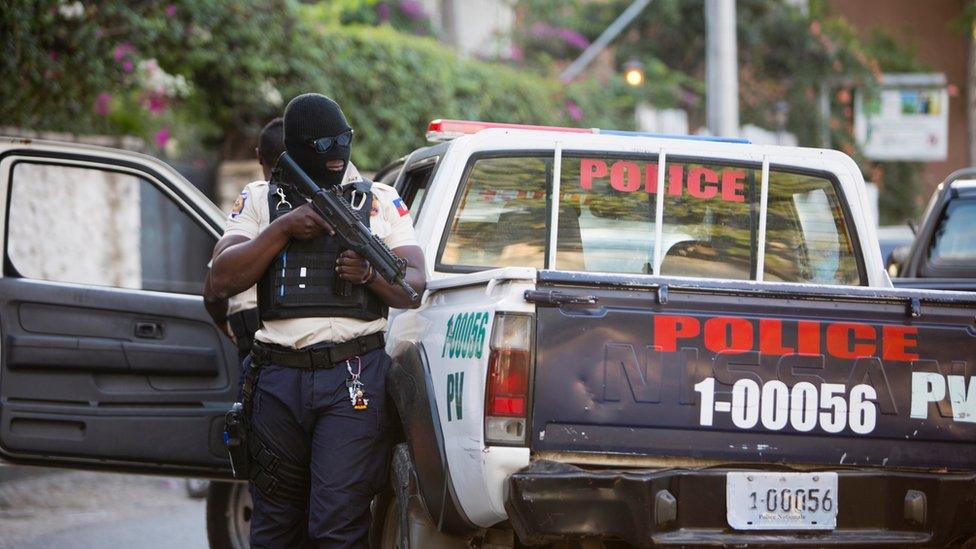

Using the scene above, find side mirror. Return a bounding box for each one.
[886,245,911,278]
[905,218,918,235]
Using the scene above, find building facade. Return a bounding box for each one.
[828,0,974,196]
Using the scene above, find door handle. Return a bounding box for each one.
[134,321,164,339]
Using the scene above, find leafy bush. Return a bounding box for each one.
[513,0,931,222]
[290,25,637,169]
[1,2,637,170]
[1,0,297,157]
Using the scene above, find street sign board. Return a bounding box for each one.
[854,73,949,162]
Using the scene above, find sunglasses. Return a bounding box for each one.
[307,130,354,153]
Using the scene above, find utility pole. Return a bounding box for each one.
[705,0,739,136]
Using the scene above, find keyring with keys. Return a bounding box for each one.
[345,357,368,410]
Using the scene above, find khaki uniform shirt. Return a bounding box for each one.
[222,166,417,348]
[227,287,257,316]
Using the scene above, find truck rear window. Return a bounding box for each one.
[440,156,548,269]
[439,154,861,285]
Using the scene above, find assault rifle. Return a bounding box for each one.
[273,152,420,304]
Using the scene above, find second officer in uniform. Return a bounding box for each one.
[209,93,425,548]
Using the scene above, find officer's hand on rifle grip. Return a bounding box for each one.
[336,250,374,285]
[279,203,335,239]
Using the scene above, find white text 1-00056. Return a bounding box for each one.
[694,378,878,434]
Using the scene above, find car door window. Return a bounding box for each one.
[6,162,214,294]
[765,171,860,285]
[399,162,436,221]
[439,156,549,270]
[928,199,976,264]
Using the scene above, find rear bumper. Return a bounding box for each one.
[506,460,976,547]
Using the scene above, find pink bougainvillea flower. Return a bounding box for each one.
[145,92,167,115]
[531,23,589,50]
[565,100,583,121]
[155,128,170,149]
[559,28,590,50]
[399,0,426,21]
[509,45,524,61]
[113,43,135,61]
[376,2,390,22]
[531,22,555,38]
[94,92,112,116]
[122,59,135,73]
[165,4,177,17]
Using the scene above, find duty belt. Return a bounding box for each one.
[251,332,385,369]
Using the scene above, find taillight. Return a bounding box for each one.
[485,313,533,445]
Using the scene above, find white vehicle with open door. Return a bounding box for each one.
[0,136,248,545]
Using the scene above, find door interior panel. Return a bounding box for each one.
[0,277,238,474]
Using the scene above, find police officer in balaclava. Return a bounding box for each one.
[210,93,426,547]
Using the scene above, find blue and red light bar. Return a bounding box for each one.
[426,119,593,141]
[426,118,750,144]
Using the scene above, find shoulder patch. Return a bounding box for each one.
[229,190,249,219]
[392,197,410,217]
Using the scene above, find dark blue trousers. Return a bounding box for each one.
[246,347,392,548]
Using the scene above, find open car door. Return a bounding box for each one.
[0,137,238,477]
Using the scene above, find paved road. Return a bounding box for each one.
[0,466,209,549]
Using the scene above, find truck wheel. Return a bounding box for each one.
[206,481,252,549]
[372,443,469,549]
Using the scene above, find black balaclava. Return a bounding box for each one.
[283,93,352,188]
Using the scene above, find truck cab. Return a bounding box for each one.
[385,121,976,546]
[891,168,976,291]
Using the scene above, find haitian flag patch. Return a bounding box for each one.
[229,190,248,219]
[393,197,409,217]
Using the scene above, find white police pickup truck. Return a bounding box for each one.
[1,122,974,548]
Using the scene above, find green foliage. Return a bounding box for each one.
[287,25,636,169]
[1,1,634,169]
[300,0,437,36]
[1,0,296,158]
[515,0,880,139]
[2,1,126,134]
[513,0,930,222]
[2,0,932,223]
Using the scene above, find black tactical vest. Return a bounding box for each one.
[257,180,387,322]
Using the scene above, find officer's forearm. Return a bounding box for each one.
[211,225,290,299]
[366,245,426,309]
[202,271,231,336]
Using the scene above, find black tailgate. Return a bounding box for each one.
[529,271,976,470]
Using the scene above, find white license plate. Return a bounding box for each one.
[726,472,838,530]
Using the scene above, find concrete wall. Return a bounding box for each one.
[8,163,142,289]
[420,0,514,58]
[216,160,263,213]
